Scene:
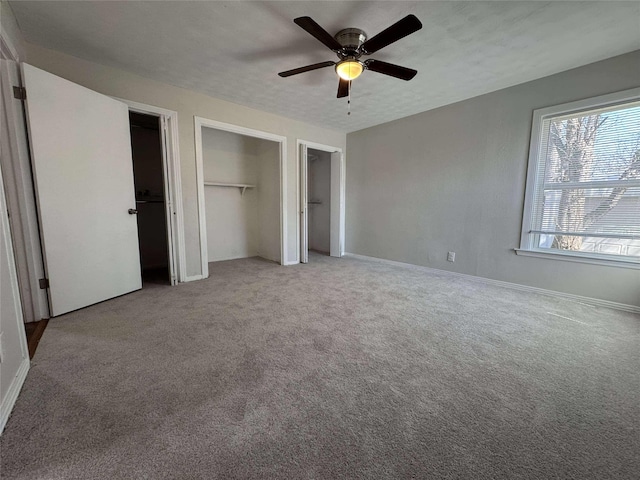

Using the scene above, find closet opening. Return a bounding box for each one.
[129,111,170,286]
[194,118,287,277]
[306,149,331,257]
[298,140,345,264]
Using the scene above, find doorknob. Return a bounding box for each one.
[128,208,138,215]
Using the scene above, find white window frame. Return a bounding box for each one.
[517,87,640,269]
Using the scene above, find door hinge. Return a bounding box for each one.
[13,86,26,100]
[39,278,49,289]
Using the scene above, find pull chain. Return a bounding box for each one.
[347,80,351,116]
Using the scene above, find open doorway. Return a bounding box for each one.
[129,112,170,285]
[119,99,185,286]
[194,117,288,278]
[306,149,331,256]
[298,140,345,264]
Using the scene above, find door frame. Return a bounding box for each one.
[194,117,288,278]
[1,46,50,322]
[115,98,185,285]
[297,140,345,263]
[299,143,309,264]
[0,149,30,434]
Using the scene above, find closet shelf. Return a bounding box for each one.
[204,182,256,196]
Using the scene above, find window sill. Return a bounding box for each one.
[514,248,640,270]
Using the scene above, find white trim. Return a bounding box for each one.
[515,248,639,269]
[183,274,204,283]
[281,138,288,266]
[297,140,344,154]
[345,253,640,314]
[0,165,29,350]
[193,118,208,278]
[532,87,640,119]
[299,142,308,264]
[194,117,288,272]
[115,98,186,285]
[339,150,346,256]
[0,160,30,434]
[296,139,345,264]
[0,357,29,434]
[0,59,50,322]
[520,87,640,266]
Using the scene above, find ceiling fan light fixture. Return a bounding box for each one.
[335,60,363,81]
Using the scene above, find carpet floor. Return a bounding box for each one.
[1,254,638,479]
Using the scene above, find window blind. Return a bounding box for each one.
[529,99,640,258]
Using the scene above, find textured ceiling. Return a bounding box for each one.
[8,1,640,133]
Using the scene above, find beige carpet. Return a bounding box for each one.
[1,253,638,479]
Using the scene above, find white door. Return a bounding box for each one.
[299,143,309,264]
[330,152,343,257]
[22,64,141,316]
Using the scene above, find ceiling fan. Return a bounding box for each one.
[278,15,423,98]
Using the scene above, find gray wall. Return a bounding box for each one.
[1,1,26,60]
[308,149,331,254]
[257,141,281,263]
[346,50,640,307]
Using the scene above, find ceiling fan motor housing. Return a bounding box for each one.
[335,28,367,58]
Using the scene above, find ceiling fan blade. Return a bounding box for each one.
[278,61,335,77]
[294,17,343,52]
[337,78,349,98]
[364,59,417,80]
[360,14,422,54]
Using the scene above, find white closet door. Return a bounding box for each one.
[299,143,308,264]
[22,64,141,316]
[330,152,343,257]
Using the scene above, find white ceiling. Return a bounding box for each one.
[9,1,640,133]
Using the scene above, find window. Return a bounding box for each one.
[519,88,640,267]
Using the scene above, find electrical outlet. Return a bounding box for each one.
[447,251,455,262]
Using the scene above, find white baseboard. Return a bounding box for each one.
[0,357,30,435]
[182,274,204,283]
[345,253,640,315]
